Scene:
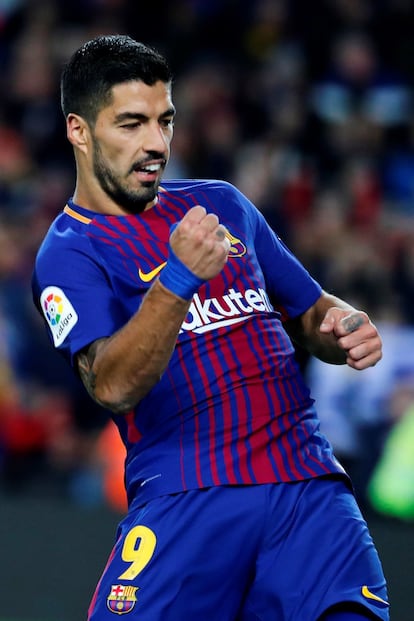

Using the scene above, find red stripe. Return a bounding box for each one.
[172,342,205,488]
[242,320,293,480]
[269,346,304,479]
[91,220,165,264]
[288,379,319,478]
[190,336,221,486]
[125,410,142,443]
[106,216,133,234]
[165,363,191,489]
[202,331,238,484]
[158,192,195,219]
[248,382,287,480]
[217,329,257,483]
[307,450,332,475]
[161,189,195,211]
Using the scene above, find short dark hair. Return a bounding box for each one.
[60,34,172,125]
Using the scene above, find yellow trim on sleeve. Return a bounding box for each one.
[63,204,92,224]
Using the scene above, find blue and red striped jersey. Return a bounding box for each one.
[32,179,346,505]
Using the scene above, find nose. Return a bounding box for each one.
[143,121,170,155]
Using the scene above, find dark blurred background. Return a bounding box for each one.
[0,1,414,619]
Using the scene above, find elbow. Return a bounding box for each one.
[92,380,140,414]
[92,370,163,414]
[93,387,137,414]
[76,342,156,413]
[77,342,166,413]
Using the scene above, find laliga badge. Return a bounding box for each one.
[40,286,78,347]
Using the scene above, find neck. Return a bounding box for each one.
[72,175,158,215]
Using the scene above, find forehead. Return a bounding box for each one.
[100,80,173,119]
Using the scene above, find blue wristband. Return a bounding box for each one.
[159,247,205,300]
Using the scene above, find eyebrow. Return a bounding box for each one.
[114,107,176,123]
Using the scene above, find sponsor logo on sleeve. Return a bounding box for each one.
[40,286,78,347]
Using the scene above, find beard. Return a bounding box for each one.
[92,138,160,214]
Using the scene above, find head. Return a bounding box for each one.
[61,35,175,214]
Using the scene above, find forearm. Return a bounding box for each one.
[288,290,382,369]
[77,206,231,413]
[287,292,358,364]
[77,280,190,413]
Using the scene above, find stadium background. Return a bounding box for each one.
[0,1,413,619]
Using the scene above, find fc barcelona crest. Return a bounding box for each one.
[107,584,138,615]
[225,230,247,258]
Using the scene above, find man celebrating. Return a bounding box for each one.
[32,35,389,621]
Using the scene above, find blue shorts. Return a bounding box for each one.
[87,478,389,621]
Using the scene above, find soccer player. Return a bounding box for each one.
[32,35,389,621]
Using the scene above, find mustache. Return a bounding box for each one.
[130,154,167,174]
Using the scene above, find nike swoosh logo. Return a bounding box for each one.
[138,262,167,282]
[361,585,389,606]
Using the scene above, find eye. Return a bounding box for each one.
[121,122,140,129]
[161,118,174,129]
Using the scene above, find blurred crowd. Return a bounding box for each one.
[1,0,414,519]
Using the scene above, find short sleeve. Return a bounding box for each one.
[32,234,124,365]
[226,184,322,319]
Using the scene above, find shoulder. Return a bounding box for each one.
[33,206,99,290]
[161,178,240,198]
[36,211,91,259]
[161,178,253,214]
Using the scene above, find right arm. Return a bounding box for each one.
[76,206,230,413]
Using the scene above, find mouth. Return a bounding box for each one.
[132,160,165,182]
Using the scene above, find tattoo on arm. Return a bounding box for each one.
[76,338,136,413]
[76,339,105,401]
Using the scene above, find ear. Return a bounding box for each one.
[66,113,90,153]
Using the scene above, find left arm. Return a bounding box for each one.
[222,186,382,369]
[285,290,382,370]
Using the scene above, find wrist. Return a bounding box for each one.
[159,248,204,300]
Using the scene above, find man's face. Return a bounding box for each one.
[90,80,175,214]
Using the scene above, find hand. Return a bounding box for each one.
[319,308,382,370]
[170,206,230,280]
